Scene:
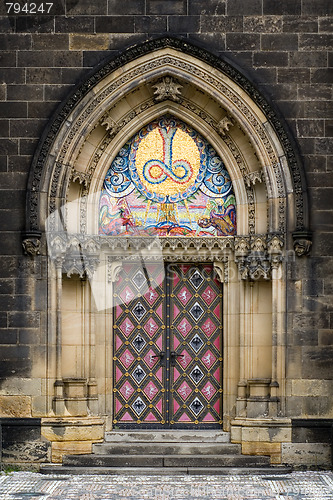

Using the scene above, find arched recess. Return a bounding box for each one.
[23,38,311,433]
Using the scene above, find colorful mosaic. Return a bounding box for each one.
[99,116,236,237]
[113,263,223,428]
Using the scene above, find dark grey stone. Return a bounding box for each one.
[32,34,69,50]
[226,33,260,50]
[282,16,318,33]
[0,139,19,155]
[7,85,44,101]
[147,0,187,15]
[66,0,107,15]
[26,68,63,84]
[189,0,226,15]
[134,16,167,33]
[261,33,298,50]
[28,102,59,119]
[0,102,27,118]
[298,85,332,101]
[0,329,17,344]
[10,119,48,138]
[0,51,16,67]
[0,34,32,50]
[312,69,333,85]
[302,0,333,15]
[300,34,333,51]
[55,16,95,33]
[297,120,325,138]
[8,311,40,329]
[108,0,145,15]
[168,15,200,33]
[53,51,83,68]
[227,0,262,15]
[0,68,25,84]
[254,51,288,67]
[302,347,333,379]
[201,15,243,33]
[289,51,327,68]
[263,0,301,15]
[95,16,135,33]
[16,16,55,33]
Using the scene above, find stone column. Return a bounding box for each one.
[53,256,66,415]
[268,235,285,416]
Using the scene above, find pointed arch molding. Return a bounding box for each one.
[25,37,309,249]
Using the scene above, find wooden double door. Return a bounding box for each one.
[113,262,223,428]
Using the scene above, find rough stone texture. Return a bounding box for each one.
[0,395,32,417]
[51,441,93,463]
[281,443,332,467]
[241,442,282,464]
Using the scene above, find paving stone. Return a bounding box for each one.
[0,471,333,499]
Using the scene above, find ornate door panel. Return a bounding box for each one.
[113,263,166,427]
[113,262,223,429]
[168,264,223,428]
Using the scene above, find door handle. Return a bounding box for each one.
[151,351,165,365]
[170,351,185,366]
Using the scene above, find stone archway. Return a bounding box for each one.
[23,38,311,463]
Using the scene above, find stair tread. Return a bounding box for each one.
[41,465,290,475]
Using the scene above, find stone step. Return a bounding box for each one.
[41,464,292,476]
[104,430,230,443]
[92,442,241,456]
[62,453,271,468]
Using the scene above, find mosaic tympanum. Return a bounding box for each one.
[99,116,236,237]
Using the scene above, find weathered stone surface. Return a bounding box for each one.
[2,441,50,463]
[51,441,93,463]
[42,418,104,442]
[281,443,331,467]
[0,396,32,417]
[242,442,281,464]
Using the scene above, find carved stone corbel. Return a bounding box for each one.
[292,230,312,257]
[100,113,119,137]
[217,115,235,137]
[22,231,42,256]
[214,261,227,283]
[152,76,183,102]
[244,170,264,188]
[108,259,123,283]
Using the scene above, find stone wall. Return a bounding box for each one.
[0,0,332,466]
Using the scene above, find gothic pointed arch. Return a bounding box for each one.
[24,37,309,252]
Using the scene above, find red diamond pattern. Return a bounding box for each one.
[201,286,217,305]
[177,286,192,305]
[176,317,192,337]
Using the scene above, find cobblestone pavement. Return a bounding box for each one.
[0,471,333,499]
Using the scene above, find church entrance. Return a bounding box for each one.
[113,262,223,428]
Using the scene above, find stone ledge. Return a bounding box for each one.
[41,417,105,463]
[242,441,282,465]
[41,416,105,442]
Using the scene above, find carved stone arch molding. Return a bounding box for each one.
[25,37,309,247]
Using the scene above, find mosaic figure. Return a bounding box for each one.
[99,116,236,236]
